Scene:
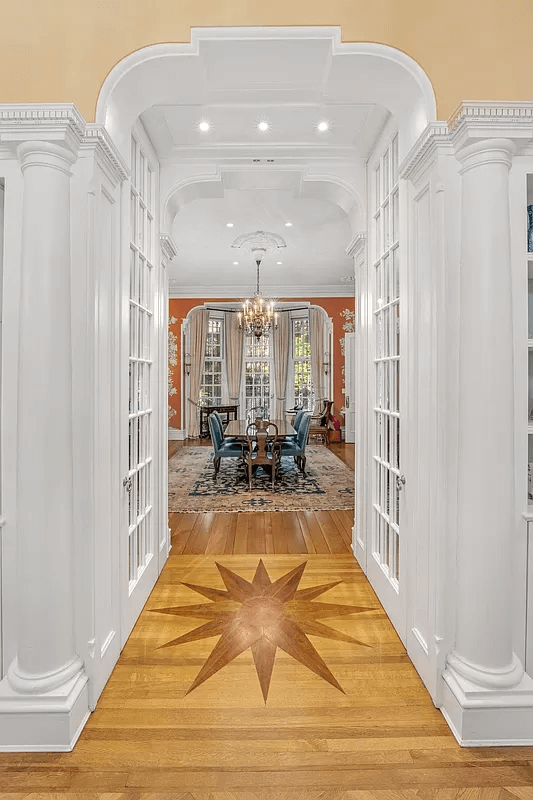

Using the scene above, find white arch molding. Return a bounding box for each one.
[95,26,437,160]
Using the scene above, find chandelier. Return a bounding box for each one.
[232,231,286,339]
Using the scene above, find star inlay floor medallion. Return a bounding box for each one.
[151,559,373,701]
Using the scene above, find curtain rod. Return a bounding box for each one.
[204,306,310,313]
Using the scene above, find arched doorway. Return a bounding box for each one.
[94,24,436,707]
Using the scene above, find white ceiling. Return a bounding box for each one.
[169,188,354,296]
[125,30,432,297]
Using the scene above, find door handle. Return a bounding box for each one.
[396,474,406,491]
[345,396,350,408]
[123,476,133,493]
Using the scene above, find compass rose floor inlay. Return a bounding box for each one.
[150,559,374,700]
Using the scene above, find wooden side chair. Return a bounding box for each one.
[244,421,280,490]
[308,400,333,444]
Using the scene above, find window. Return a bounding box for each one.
[292,318,314,410]
[244,332,272,418]
[200,318,223,406]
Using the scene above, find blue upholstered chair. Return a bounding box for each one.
[274,412,312,477]
[211,410,236,442]
[208,414,246,480]
[292,409,307,433]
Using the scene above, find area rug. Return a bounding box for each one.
[168,446,354,513]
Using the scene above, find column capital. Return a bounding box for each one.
[17,140,78,174]
[160,233,179,266]
[455,137,516,173]
[449,101,533,154]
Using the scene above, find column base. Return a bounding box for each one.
[0,671,89,751]
[441,667,533,746]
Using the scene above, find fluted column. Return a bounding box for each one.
[7,141,84,695]
[446,138,521,689]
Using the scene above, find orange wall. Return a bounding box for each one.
[1,2,532,120]
[168,297,355,430]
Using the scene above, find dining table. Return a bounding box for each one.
[224,418,296,440]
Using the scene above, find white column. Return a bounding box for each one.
[7,141,85,695]
[447,138,521,689]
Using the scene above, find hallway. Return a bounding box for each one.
[2,490,533,792]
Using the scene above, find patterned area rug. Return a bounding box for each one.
[168,445,354,513]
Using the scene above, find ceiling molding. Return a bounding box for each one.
[168,283,355,299]
[400,122,451,183]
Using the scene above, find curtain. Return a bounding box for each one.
[186,307,209,438]
[273,311,290,420]
[224,311,244,405]
[309,306,326,413]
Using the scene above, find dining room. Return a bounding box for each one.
[167,217,356,554]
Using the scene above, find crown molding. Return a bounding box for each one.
[160,234,179,263]
[400,122,451,182]
[168,283,355,299]
[81,124,129,182]
[0,103,85,153]
[345,232,366,258]
[448,101,533,152]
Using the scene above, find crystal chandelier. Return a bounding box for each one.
[238,255,278,339]
[232,231,286,339]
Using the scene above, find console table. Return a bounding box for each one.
[199,404,239,439]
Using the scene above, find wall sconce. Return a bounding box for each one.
[184,352,192,375]
[323,351,331,376]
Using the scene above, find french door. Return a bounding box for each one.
[121,130,161,642]
[242,333,273,419]
[366,132,407,641]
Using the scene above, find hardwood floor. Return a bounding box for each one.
[2,441,532,795]
[168,438,355,554]
[2,554,533,796]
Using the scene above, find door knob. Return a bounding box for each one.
[396,474,406,491]
[123,476,133,493]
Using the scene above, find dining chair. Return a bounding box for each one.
[247,405,265,424]
[274,412,312,477]
[208,414,247,481]
[211,410,236,442]
[243,421,280,490]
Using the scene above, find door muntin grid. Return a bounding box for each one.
[292,318,315,411]
[373,133,401,585]
[128,135,155,587]
[244,333,272,418]
[200,318,223,406]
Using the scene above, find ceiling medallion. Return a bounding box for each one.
[152,559,372,702]
[232,231,286,339]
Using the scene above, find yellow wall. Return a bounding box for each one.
[0,0,531,121]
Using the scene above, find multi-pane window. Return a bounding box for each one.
[200,318,223,406]
[244,333,271,418]
[128,134,155,585]
[292,318,314,410]
[373,133,401,583]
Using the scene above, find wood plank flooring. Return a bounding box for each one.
[2,555,533,796]
[168,438,355,555]
[1,440,532,796]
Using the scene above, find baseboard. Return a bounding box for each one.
[440,667,533,746]
[0,671,90,751]
[168,428,185,440]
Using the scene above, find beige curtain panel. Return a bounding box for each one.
[186,307,209,438]
[224,311,244,405]
[273,311,290,420]
[309,306,325,413]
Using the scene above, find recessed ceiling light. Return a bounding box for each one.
[277,261,282,265]
[257,121,269,132]
[198,120,210,132]
[233,261,239,265]
[226,222,234,227]
[285,222,292,227]
[317,121,330,132]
